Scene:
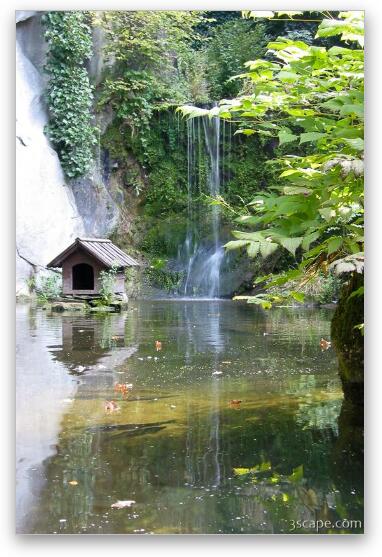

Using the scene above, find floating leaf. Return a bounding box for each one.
[233,467,251,476]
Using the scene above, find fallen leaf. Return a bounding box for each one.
[229,399,242,407]
[320,338,331,350]
[104,400,120,412]
[111,500,135,509]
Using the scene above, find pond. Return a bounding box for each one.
[16,300,363,534]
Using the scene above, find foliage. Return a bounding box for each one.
[263,271,344,305]
[144,259,184,293]
[99,263,119,304]
[205,19,268,99]
[36,273,62,301]
[42,11,98,178]
[181,11,364,307]
[25,275,36,293]
[97,11,205,160]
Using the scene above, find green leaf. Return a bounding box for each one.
[327,237,343,255]
[283,186,312,196]
[278,71,299,82]
[299,132,327,144]
[343,138,364,151]
[339,104,364,118]
[349,286,364,299]
[260,241,279,258]
[247,297,272,309]
[319,208,336,221]
[224,240,249,251]
[278,130,298,145]
[279,237,303,255]
[290,291,305,303]
[288,464,304,483]
[253,274,273,285]
[233,467,251,476]
[247,242,260,257]
[237,129,255,136]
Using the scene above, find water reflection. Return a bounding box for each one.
[16,301,363,534]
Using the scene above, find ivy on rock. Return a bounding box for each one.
[42,11,97,178]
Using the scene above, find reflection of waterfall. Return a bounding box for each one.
[181,114,227,298]
[183,301,223,487]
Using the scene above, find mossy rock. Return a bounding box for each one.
[331,272,364,403]
[51,302,87,312]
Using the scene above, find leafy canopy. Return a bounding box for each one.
[180,11,364,306]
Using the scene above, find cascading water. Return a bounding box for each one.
[181,113,227,298]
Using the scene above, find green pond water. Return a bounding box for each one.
[16,300,363,534]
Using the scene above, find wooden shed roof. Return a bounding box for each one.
[47,238,140,269]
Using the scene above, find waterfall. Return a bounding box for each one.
[181,113,226,298]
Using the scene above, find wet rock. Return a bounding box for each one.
[89,306,116,313]
[51,302,87,312]
[109,300,129,312]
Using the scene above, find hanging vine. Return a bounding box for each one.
[42,11,97,178]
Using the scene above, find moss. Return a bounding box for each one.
[331,272,364,402]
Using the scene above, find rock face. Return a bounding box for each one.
[16,12,85,295]
[15,12,120,295]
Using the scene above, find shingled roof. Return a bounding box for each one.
[47,238,140,269]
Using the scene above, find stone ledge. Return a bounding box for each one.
[51,301,87,312]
